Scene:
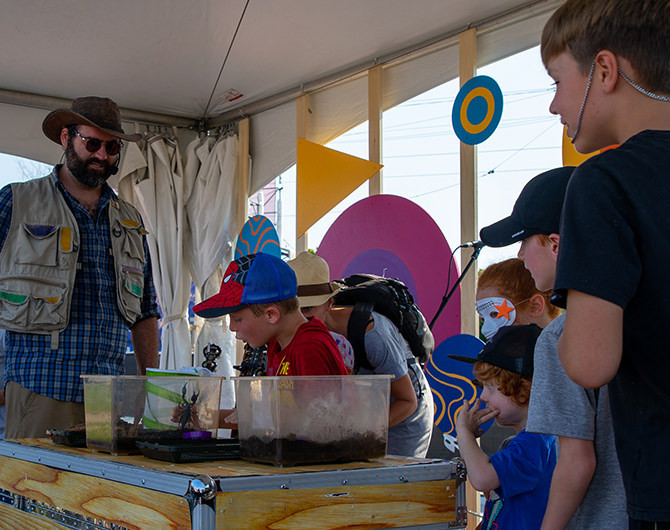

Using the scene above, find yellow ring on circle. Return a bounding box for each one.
[460,87,495,135]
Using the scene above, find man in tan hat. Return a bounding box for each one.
[287,251,354,372]
[0,96,159,438]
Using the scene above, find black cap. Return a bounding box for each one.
[480,167,575,247]
[448,324,542,378]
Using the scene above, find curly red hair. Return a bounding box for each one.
[474,361,532,406]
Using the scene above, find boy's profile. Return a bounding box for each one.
[541,0,670,525]
[193,253,348,377]
[480,167,627,528]
[451,324,556,529]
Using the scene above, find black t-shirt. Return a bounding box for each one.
[554,129,670,521]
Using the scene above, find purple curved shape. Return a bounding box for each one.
[342,249,418,300]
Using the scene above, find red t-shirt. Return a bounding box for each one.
[266,318,348,376]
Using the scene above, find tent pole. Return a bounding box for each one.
[296,95,310,253]
[0,88,198,129]
[458,27,481,530]
[235,117,251,366]
[368,65,383,196]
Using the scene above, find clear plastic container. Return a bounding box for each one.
[234,375,391,466]
[81,375,222,453]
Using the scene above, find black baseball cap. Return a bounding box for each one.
[480,167,575,247]
[448,324,542,378]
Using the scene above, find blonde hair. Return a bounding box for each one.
[478,258,560,319]
[541,0,670,93]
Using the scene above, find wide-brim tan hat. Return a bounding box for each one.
[42,96,142,144]
[287,251,341,307]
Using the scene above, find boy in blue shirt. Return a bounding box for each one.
[452,324,556,529]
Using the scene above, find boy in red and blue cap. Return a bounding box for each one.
[194,253,348,377]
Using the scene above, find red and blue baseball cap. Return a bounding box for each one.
[193,253,297,318]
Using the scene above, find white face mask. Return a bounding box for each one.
[476,296,517,340]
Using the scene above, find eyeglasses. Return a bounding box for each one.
[73,129,123,156]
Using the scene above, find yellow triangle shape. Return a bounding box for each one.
[297,138,383,237]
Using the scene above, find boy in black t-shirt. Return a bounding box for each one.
[540,0,670,526]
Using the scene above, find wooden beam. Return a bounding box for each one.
[236,117,251,368]
[458,27,478,337]
[237,118,250,222]
[296,94,309,253]
[368,65,383,196]
[459,27,481,530]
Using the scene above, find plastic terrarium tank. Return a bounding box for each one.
[234,375,391,466]
[82,375,222,453]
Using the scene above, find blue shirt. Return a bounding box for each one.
[484,429,557,529]
[0,168,159,402]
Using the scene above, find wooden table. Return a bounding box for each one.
[0,439,465,529]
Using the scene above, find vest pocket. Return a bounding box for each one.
[16,224,59,266]
[121,267,143,323]
[0,286,66,330]
[115,220,146,264]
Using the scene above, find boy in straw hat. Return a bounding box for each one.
[291,252,433,457]
[287,251,355,372]
[0,96,159,439]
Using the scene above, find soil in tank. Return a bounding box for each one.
[241,432,386,466]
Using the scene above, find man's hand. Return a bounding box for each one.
[456,398,499,438]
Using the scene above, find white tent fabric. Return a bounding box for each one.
[115,135,192,369]
[182,134,243,381]
[245,2,558,194]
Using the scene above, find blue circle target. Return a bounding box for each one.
[452,75,503,145]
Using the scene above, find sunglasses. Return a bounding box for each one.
[73,129,123,156]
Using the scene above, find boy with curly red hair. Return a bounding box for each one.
[451,324,556,529]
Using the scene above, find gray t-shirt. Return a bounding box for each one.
[527,314,627,528]
[358,312,433,458]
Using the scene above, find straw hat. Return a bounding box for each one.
[42,96,142,144]
[287,251,341,307]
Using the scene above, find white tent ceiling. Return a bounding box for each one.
[0,0,561,190]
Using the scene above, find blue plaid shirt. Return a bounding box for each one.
[0,167,159,402]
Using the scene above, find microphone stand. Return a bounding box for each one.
[429,244,484,330]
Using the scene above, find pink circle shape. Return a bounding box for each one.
[317,194,460,346]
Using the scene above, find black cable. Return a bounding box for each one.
[429,244,483,330]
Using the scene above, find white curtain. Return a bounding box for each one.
[182,134,244,408]
[115,134,192,369]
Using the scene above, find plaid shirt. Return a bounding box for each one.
[0,168,159,402]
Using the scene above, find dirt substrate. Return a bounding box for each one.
[240,432,386,466]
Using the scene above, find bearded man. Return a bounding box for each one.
[0,96,159,438]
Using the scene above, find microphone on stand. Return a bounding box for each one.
[462,240,486,249]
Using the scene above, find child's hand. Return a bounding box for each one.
[219,408,239,428]
[456,398,499,438]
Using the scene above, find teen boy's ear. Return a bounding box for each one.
[594,50,621,94]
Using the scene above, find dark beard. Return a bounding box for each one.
[65,138,116,188]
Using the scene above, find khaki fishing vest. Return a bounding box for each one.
[0,174,147,347]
